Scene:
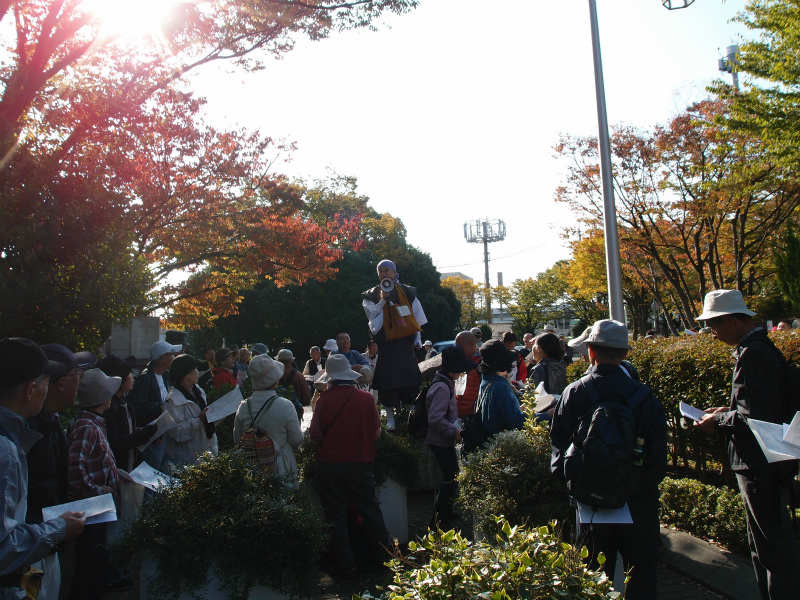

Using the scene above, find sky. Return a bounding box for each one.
[190,0,750,287]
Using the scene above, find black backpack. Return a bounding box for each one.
[407,383,432,439]
[563,375,650,509]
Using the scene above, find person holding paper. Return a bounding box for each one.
[694,289,799,600]
[163,355,218,470]
[0,338,85,600]
[362,259,428,431]
[67,368,124,599]
[233,356,302,486]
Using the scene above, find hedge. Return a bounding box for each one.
[355,518,616,600]
[659,477,748,555]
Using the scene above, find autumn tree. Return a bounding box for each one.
[500,265,569,334]
[556,100,800,327]
[442,276,483,330]
[0,1,420,347]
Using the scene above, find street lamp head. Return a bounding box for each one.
[662,0,695,9]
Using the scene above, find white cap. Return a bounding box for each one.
[150,340,182,360]
[584,319,630,349]
[322,339,338,352]
[423,340,433,347]
[696,289,755,321]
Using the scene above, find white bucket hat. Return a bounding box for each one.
[319,354,361,383]
[274,348,294,362]
[248,355,284,390]
[585,319,630,349]
[322,339,338,352]
[77,368,122,408]
[696,289,756,321]
[568,326,592,349]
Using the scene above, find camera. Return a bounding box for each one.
[380,278,395,293]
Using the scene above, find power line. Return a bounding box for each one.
[437,241,548,270]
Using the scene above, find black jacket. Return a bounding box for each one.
[105,396,154,471]
[129,368,169,424]
[715,328,790,473]
[26,411,68,523]
[550,363,667,497]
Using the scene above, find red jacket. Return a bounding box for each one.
[212,368,237,390]
[309,385,379,463]
[456,355,482,417]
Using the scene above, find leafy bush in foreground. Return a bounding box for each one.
[124,452,328,599]
[356,518,617,599]
[457,423,571,540]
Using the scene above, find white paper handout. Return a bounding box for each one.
[204,386,244,423]
[42,493,117,525]
[748,414,800,463]
[781,412,800,446]
[533,382,558,413]
[679,401,707,422]
[576,502,633,525]
[137,410,177,451]
[127,461,173,492]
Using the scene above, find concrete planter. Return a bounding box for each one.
[139,556,291,600]
[377,477,408,544]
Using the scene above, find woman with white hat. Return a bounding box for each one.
[233,355,303,487]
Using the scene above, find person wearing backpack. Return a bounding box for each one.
[425,346,473,528]
[694,290,800,600]
[550,319,666,599]
[233,355,303,487]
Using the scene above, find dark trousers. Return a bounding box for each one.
[315,462,390,572]
[428,444,459,526]
[69,523,108,600]
[736,470,800,600]
[577,495,659,599]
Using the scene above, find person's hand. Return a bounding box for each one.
[380,290,390,300]
[60,512,86,541]
[704,406,727,415]
[694,413,718,433]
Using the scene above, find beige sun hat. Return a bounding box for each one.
[319,354,361,383]
[696,289,756,321]
[248,355,284,390]
[77,368,122,408]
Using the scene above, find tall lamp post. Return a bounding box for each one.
[588,0,695,322]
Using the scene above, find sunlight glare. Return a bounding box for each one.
[84,0,186,41]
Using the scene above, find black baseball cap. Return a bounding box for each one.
[0,337,60,390]
[41,344,97,379]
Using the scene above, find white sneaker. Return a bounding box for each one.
[386,412,396,431]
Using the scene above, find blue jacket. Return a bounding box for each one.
[478,373,525,436]
[0,406,66,579]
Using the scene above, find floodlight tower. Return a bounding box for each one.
[464,219,506,323]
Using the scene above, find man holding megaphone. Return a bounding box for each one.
[362,259,427,431]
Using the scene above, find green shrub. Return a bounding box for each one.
[628,331,800,478]
[355,517,617,599]
[457,424,571,540]
[124,452,328,599]
[658,476,748,555]
[566,359,587,384]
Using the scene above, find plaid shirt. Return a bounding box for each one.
[67,410,119,501]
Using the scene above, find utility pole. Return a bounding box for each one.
[464,219,506,323]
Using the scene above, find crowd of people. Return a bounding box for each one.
[1,252,798,600]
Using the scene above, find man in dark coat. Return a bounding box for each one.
[695,290,799,600]
[362,259,427,431]
[550,320,666,599]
